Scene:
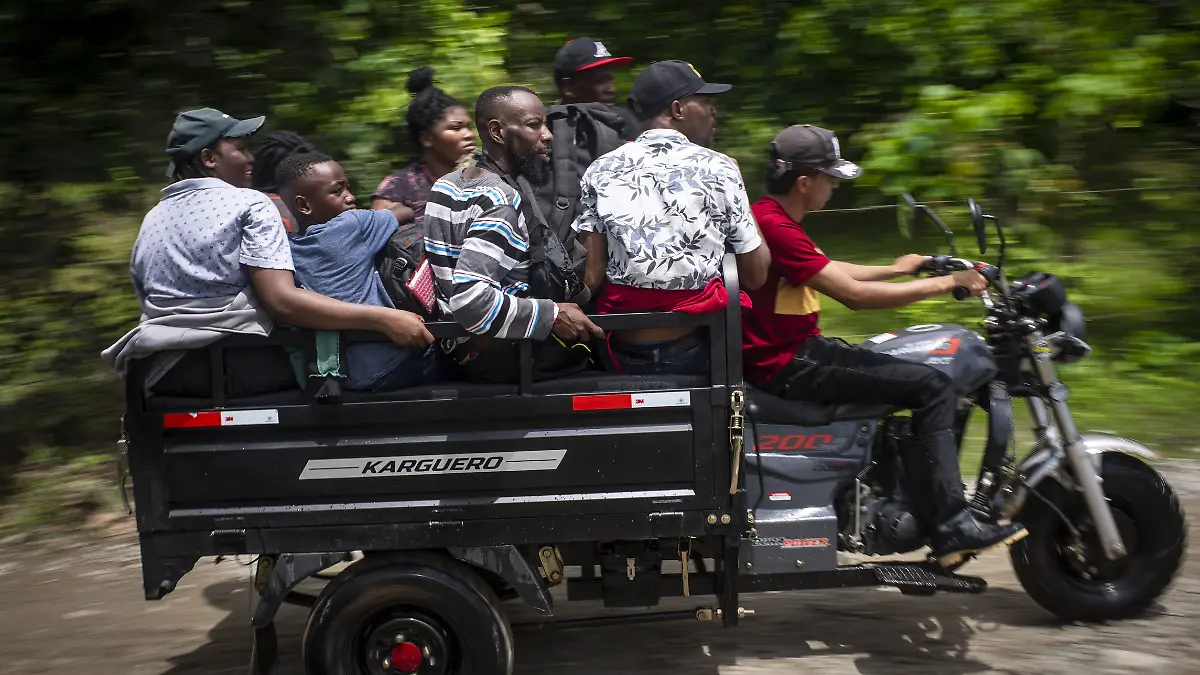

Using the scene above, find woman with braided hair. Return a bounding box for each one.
[371,67,476,224]
[252,130,321,234]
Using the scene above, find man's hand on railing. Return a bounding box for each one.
[376,308,435,348]
[553,303,605,342]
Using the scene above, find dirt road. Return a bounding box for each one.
[2,462,1197,675]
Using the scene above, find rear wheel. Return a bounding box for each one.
[303,552,514,675]
[1010,453,1186,622]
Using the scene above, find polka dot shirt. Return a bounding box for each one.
[130,178,294,308]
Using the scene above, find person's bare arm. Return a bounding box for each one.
[247,267,432,347]
[735,238,772,291]
[370,198,416,224]
[805,262,986,311]
[579,231,608,297]
[830,254,927,282]
[721,158,772,290]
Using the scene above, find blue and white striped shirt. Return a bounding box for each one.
[423,168,557,341]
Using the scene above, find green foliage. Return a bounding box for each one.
[1,0,1199,490]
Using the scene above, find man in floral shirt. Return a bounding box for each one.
[572,60,771,375]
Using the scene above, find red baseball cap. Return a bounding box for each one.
[554,38,633,79]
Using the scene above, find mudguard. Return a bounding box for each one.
[1005,432,1160,521]
[1079,433,1162,465]
[449,545,553,615]
[1017,432,1161,490]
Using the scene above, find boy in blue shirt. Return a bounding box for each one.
[278,152,449,391]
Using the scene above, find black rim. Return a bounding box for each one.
[357,609,458,675]
[1053,499,1145,587]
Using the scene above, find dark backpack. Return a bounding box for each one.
[373,218,440,319]
[535,103,640,276]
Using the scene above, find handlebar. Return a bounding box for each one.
[919,255,1000,301]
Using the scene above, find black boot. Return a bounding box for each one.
[911,430,1028,568]
[932,510,1028,568]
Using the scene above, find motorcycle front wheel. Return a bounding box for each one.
[1010,452,1186,622]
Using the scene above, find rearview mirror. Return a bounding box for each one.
[898,193,958,255]
[968,198,988,255]
[897,193,919,239]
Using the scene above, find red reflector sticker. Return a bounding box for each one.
[163,409,279,429]
[572,391,691,411]
[162,411,223,429]
[768,492,792,501]
[572,394,632,411]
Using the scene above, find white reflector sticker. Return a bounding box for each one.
[867,332,898,344]
[221,409,279,426]
[299,450,567,480]
[634,391,691,408]
[163,409,279,429]
[572,391,692,411]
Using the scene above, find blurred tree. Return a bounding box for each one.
[0,0,1198,475]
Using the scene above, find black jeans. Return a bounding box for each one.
[763,335,967,529]
[763,335,956,436]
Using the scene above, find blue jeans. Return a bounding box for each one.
[349,344,453,392]
[607,332,710,376]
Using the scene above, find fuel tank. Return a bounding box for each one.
[858,324,996,396]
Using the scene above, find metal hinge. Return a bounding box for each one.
[538,545,564,585]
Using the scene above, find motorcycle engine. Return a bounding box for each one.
[837,417,928,556]
[843,491,925,556]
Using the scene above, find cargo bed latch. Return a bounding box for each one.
[679,539,692,598]
[729,389,746,495]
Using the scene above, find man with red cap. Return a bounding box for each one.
[553,37,635,121]
[538,38,642,291]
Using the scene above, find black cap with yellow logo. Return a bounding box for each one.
[628,60,731,121]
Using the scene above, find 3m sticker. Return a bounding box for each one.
[572,391,691,411]
[867,332,898,344]
[163,409,279,429]
[299,450,567,480]
[768,492,792,501]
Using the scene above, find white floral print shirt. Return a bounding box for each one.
[572,129,762,290]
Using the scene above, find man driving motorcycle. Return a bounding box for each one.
[742,124,1028,567]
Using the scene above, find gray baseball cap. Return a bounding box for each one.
[165,107,265,177]
[769,124,861,180]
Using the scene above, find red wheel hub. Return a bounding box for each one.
[390,642,423,672]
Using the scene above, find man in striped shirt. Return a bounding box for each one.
[423,85,602,379]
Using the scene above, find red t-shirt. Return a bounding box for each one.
[742,196,832,385]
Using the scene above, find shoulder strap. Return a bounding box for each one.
[475,155,547,232]
[548,108,580,239]
[580,110,623,157]
[515,173,588,306]
[474,154,586,303]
